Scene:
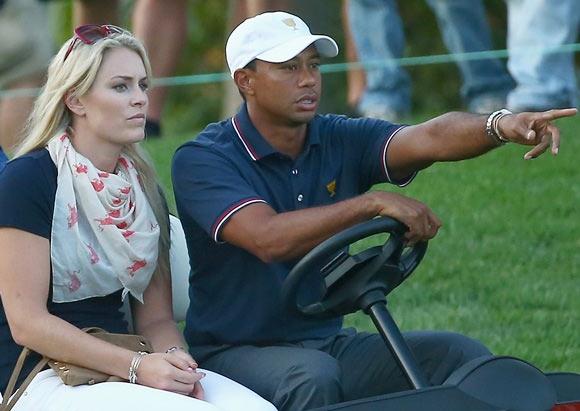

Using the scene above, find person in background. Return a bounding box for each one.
[346,0,514,120]
[0,24,275,411]
[0,0,53,158]
[506,0,580,112]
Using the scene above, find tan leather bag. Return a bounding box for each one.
[0,327,153,411]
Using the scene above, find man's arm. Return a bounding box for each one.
[386,109,577,180]
[221,190,441,263]
[174,137,441,264]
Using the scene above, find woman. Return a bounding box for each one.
[0,25,275,410]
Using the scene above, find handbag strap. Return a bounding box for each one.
[1,347,48,411]
[0,327,102,409]
[1,327,149,410]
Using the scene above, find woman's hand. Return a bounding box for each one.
[170,348,206,400]
[136,351,205,397]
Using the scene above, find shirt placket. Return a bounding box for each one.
[290,154,310,209]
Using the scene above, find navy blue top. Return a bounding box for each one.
[172,104,415,347]
[0,147,7,172]
[0,149,127,394]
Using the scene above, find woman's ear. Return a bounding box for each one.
[64,93,85,116]
[234,69,255,98]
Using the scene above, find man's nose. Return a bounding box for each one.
[298,66,317,87]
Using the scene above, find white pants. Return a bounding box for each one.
[1,369,276,411]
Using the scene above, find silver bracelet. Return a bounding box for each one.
[486,109,512,145]
[128,351,147,384]
[493,109,512,143]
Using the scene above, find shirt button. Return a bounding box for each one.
[297,194,304,202]
[291,169,298,175]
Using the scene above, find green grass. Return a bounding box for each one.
[145,133,194,213]
[144,113,580,373]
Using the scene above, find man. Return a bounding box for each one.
[172,12,575,411]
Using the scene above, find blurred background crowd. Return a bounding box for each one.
[1,0,579,168]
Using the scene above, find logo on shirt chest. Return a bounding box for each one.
[326,179,337,198]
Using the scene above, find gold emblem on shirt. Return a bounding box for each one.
[326,180,336,197]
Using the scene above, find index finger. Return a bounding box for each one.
[540,108,577,121]
[166,352,196,371]
[172,349,198,369]
[174,368,205,385]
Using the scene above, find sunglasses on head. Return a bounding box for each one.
[63,24,125,62]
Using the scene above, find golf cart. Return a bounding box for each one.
[281,217,580,411]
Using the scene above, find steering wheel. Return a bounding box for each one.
[281,217,428,319]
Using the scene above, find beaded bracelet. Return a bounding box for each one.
[128,351,147,384]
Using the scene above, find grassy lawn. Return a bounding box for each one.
[144,112,579,373]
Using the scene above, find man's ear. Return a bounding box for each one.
[64,92,86,116]
[234,69,255,98]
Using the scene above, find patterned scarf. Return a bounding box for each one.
[47,134,159,303]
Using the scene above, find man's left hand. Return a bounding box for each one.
[497,108,577,159]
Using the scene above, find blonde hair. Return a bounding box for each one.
[15,29,170,281]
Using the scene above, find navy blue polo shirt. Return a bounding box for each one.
[172,104,416,347]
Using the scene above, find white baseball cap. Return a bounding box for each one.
[226,11,339,77]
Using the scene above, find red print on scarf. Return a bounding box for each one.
[95,215,115,230]
[119,186,131,195]
[118,157,132,169]
[68,271,81,292]
[122,230,135,241]
[91,179,105,192]
[74,163,88,174]
[116,221,128,229]
[67,204,78,228]
[98,172,110,178]
[86,243,100,264]
[112,198,122,206]
[127,260,147,276]
[108,209,121,218]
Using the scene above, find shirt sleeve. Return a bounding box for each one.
[329,116,417,190]
[172,143,267,243]
[0,155,55,239]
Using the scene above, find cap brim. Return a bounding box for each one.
[256,34,338,63]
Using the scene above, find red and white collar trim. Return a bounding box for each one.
[232,117,260,161]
